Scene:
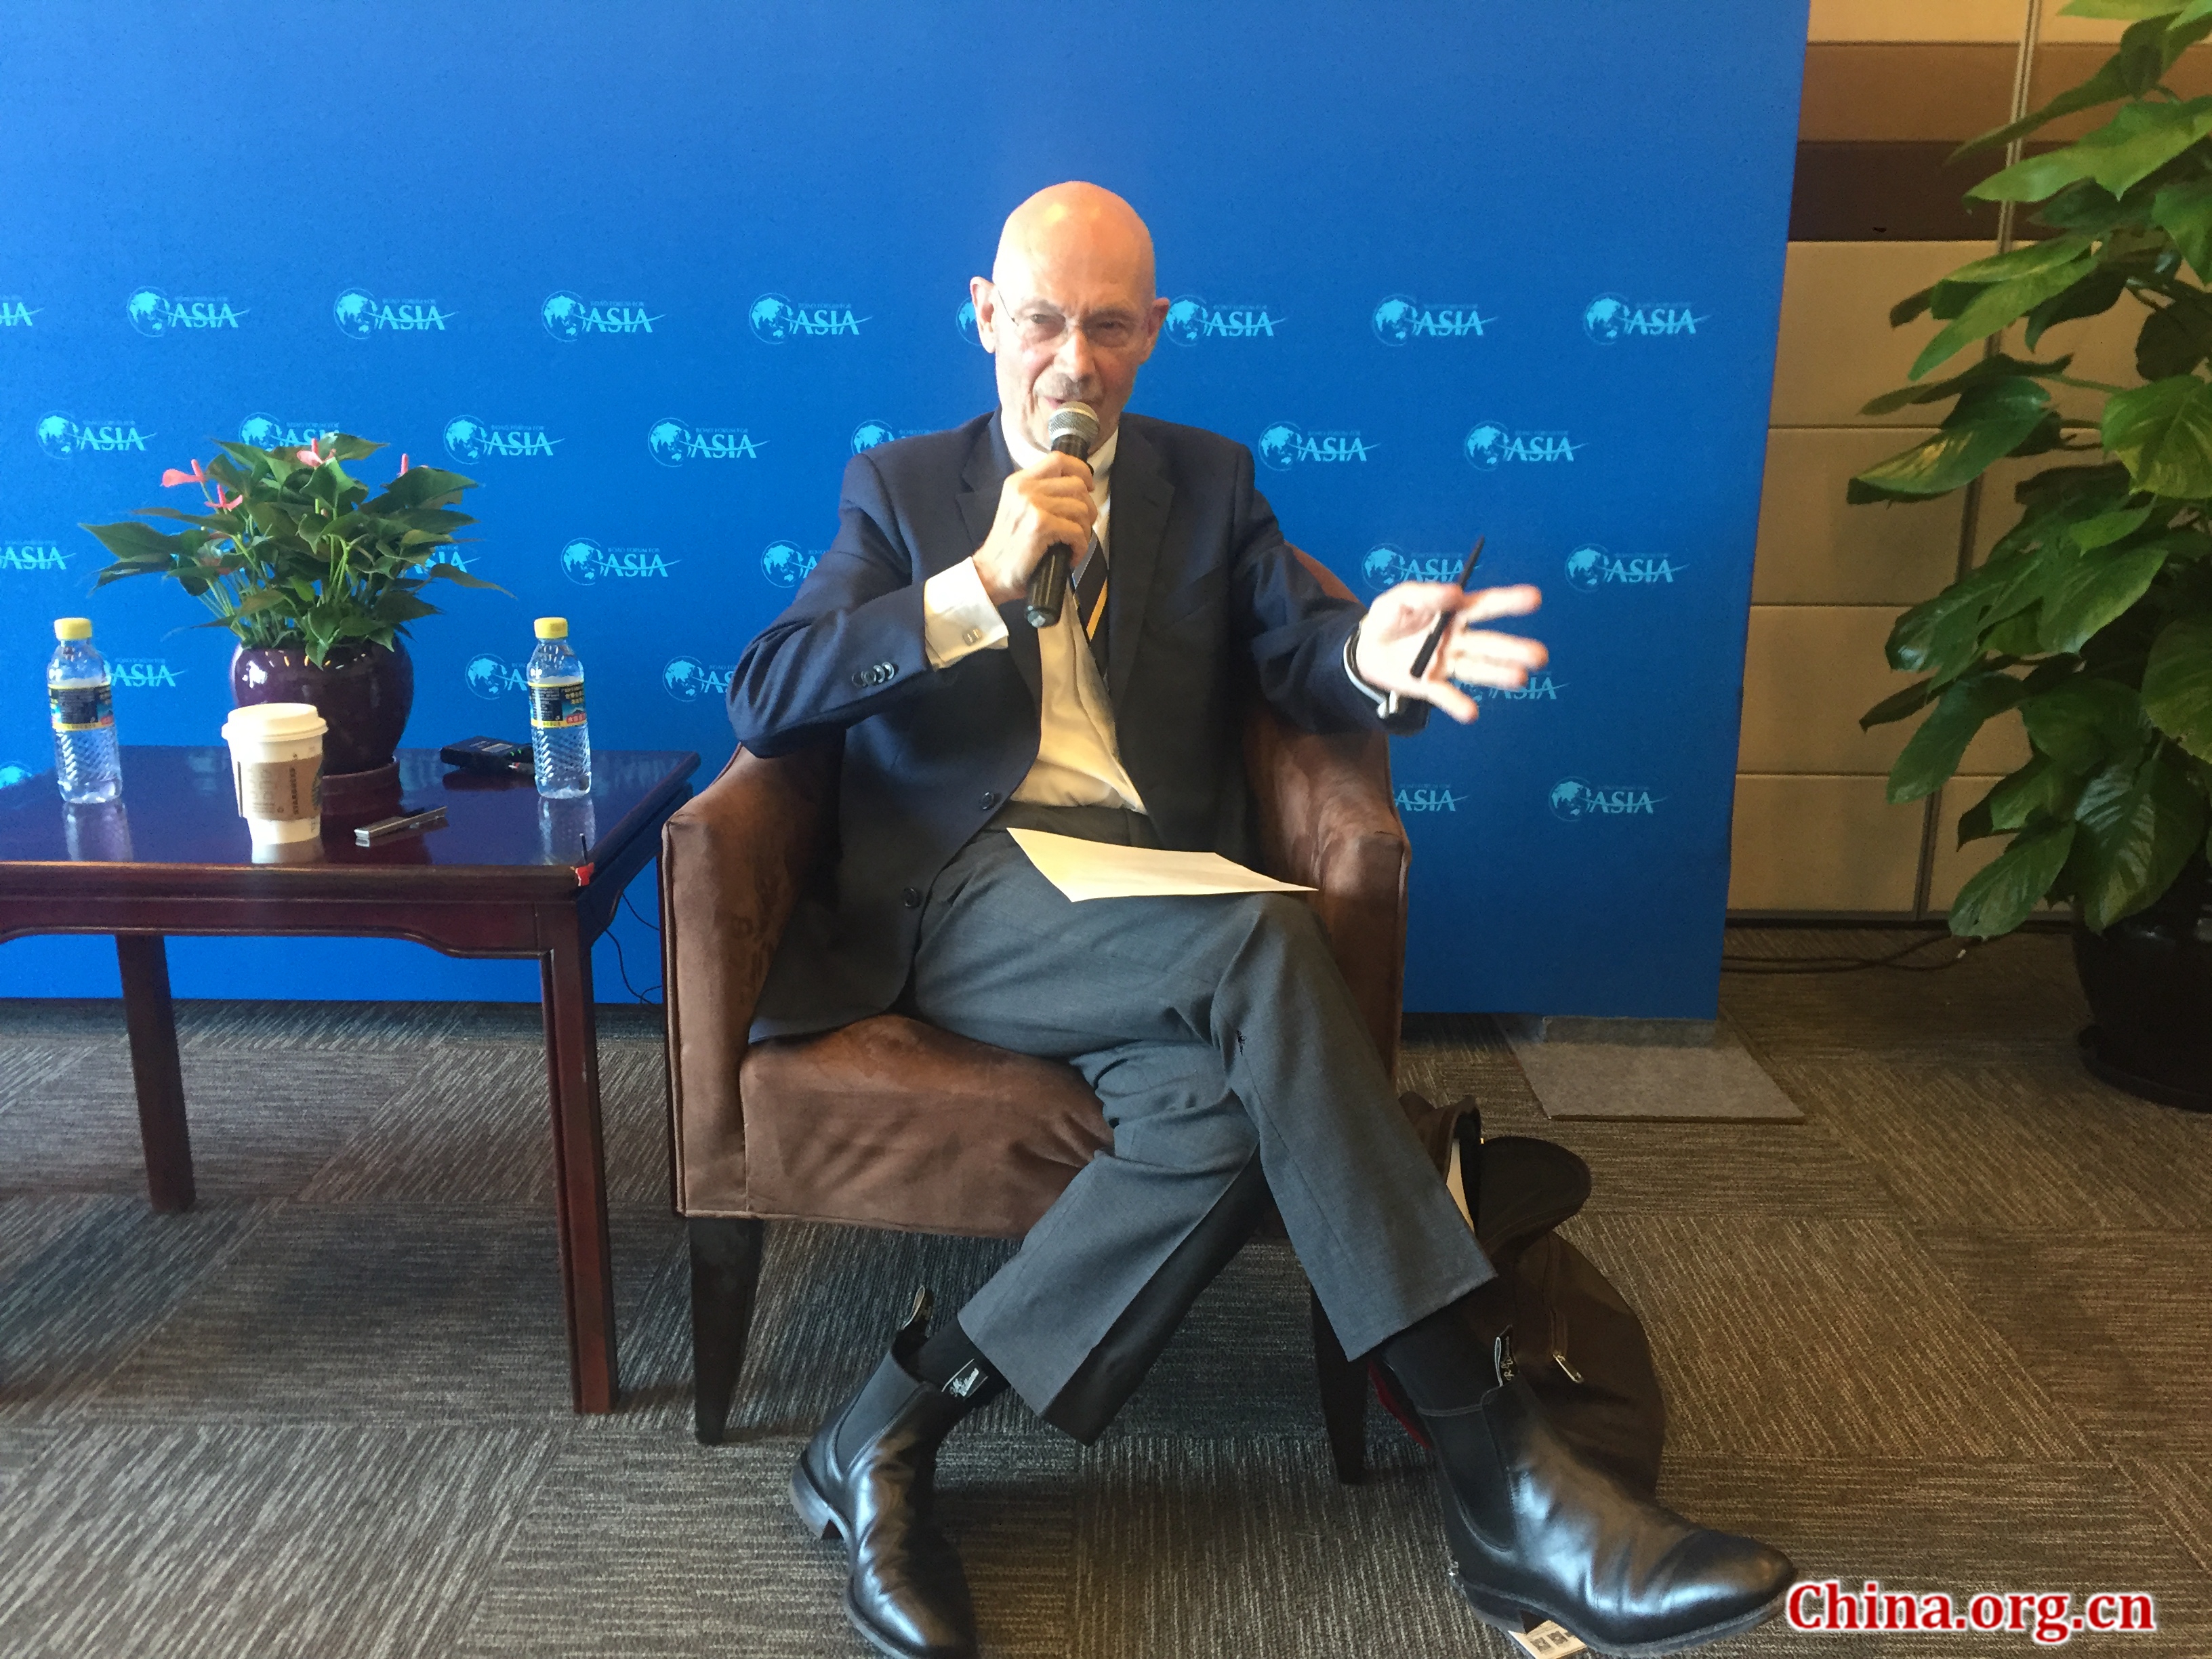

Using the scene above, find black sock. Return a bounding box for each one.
[914,1315,1010,1412]
[1377,1275,1515,1414]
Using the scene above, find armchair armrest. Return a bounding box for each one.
[1244,705,1409,1080]
[661,743,836,1213]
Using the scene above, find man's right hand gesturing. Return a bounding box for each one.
[970,452,1097,605]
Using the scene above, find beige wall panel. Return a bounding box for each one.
[1800,44,2018,140]
[1809,0,2028,41]
[1738,605,2034,775]
[1772,243,1996,426]
[1755,428,1965,604]
[2040,1,2123,44]
[1729,774,1924,912]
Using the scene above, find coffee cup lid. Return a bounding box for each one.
[222,701,328,741]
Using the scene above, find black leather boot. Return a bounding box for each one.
[1424,1333,1793,1658]
[792,1294,979,1659]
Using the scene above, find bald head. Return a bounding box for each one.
[992,182,1157,302]
[972,183,1170,449]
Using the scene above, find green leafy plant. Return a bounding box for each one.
[1855,0,2212,939]
[81,432,497,665]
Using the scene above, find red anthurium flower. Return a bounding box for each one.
[161,468,195,488]
[397,453,409,474]
[297,440,324,467]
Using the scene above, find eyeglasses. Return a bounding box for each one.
[996,295,1144,352]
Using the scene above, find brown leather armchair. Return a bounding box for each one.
[660,552,1407,1481]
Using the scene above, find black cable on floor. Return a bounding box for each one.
[1721,932,1978,974]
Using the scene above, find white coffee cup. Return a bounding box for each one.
[221,702,328,846]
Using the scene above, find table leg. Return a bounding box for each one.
[116,933,194,1212]
[540,907,619,1412]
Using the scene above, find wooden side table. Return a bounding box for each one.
[0,745,699,1412]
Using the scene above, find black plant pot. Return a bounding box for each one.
[230,639,414,775]
[2074,853,2212,1113]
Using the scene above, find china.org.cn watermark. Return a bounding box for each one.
[1790,1580,2156,1645]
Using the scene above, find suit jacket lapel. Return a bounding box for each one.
[1105,422,1173,706]
[956,415,1039,704]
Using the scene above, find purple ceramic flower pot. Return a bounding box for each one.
[230,639,415,775]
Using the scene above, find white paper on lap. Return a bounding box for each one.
[1006,828,1316,903]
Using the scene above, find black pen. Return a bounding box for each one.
[1408,536,1484,680]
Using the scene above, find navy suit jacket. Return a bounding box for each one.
[729,410,1421,1039]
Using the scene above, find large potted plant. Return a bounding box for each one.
[1850,0,2212,1109]
[81,433,491,783]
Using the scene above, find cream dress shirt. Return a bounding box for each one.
[918,424,1147,811]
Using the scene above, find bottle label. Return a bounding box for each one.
[531,680,587,730]
[50,682,115,733]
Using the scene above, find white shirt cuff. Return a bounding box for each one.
[922,556,1010,669]
[1342,628,1401,720]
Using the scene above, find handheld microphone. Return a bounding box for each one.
[1023,400,1100,628]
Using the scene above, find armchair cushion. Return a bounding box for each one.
[737,1015,1110,1233]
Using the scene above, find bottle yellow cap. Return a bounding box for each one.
[54,617,92,641]
[534,617,569,640]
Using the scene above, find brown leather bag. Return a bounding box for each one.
[1377,1094,1668,1498]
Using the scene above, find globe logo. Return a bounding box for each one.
[1256,423,1302,472]
[0,764,30,789]
[560,539,605,586]
[1372,295,1419,346]
[750,293,798,344]
[956,300,979,344]
[239,413,283,448]
[445,417,489,464]
[35,413,77,458]
[663,655,709,701]
[1549,777,1597,822]
[1584,295,1631,344]
[1465,422,1508,470]
[761,540,818,588]
[1362,546,1412,592]
[125,288,169,337]
[851,421,896,453]
[464,653,515,699]
[647,418,693,467]
[1565,545,1607,592]
[332,288,377,339]
[1164,297,1207,348]
[542,291,587,342]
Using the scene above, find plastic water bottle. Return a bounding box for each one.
[48,617,122,804]
[527,616,592,798]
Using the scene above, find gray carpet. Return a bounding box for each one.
[3,928,2209,1656]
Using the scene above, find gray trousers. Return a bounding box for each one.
[906,802,1493,1434]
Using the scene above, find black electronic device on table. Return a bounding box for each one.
[441,737,533,776]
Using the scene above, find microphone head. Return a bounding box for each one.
[1046,401,1099,455]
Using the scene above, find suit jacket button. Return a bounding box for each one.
[979,790,998,811]
[850,668,870,689]
[874,662,896,684]
[901,886,922,909]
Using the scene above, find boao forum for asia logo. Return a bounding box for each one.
[750,294,867,342]
[1,537,70,574]
[1465,422,1583,471]
[761,541,821,588]
[334,289,453,337]
[664,656,736,701]
[542,292,662,340]
[1257,422,1374,472]
[464,654,529,699]
[1164,295,1285,346]
[445,417,560,463]
[1550,777,1662,821]
[126,287,245,335]
[562,538,676,586]
[1582,295,1707,343]
[1564,544,1687,592]
[240,413,343,451]
[38,413,153,458]
[852,422,927,453]
[649,419,764,467]
[1371,295,1491,344]
[1,296,42,327]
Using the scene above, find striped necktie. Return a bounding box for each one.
[1071,537,1109,678]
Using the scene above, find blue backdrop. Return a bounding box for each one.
[0,0,1807,1016]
